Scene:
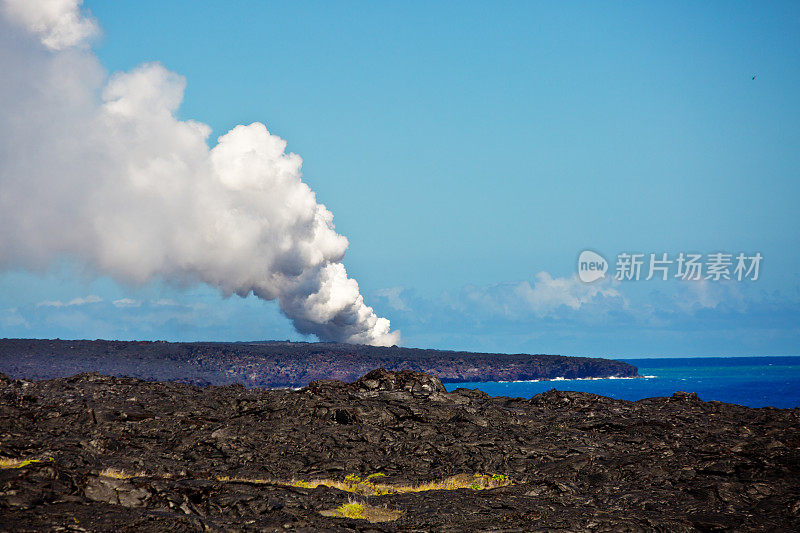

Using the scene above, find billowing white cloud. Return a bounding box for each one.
[1,307,29,328]
[112,298,141,308]
[671,279,746,313]
[374,287,409,311]
[36,295,102,308]
[2,0,98,50]
[459,272,625,319]
[515,272,623,316]
[0,1,399,345]
[152,298,180,307]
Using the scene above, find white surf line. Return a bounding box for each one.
[495,375,658,383]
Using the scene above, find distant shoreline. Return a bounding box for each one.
[0,337,638,389]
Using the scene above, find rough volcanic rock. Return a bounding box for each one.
[0,370,798,531]
[352,368,447,394]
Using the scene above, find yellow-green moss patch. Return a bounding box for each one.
[98,467,146,479]
[286,472,511,495]
[320,501,403,522]
[0,457,40,469]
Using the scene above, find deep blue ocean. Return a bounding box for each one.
[443,356,800,409]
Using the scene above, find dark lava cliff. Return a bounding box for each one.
[1,369,799,531]
[0,339,638,388]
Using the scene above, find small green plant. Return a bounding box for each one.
[344,474,361,484]
[320,500,403,522]
[340,473,391,495]
[336,502,366,520]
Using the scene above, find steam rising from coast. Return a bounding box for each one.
[0,0,400,345]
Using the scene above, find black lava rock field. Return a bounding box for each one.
[1,369,798,531]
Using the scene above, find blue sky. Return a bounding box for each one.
[1,1,799,356]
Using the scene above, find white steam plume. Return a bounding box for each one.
[0,0,400,346]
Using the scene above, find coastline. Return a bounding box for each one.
[0,338,639,389]
[447,356,800,409]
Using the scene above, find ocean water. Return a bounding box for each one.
[443,356,800,409]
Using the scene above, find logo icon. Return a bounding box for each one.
[578,250,607,283]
